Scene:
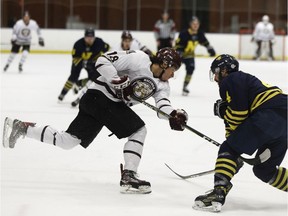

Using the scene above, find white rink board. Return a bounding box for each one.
[1,28,287,60]
[1,54,288,216]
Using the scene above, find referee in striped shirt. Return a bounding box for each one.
[154,11,176,51]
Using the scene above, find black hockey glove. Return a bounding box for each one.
[39,37,44,46]
[11,39,16,46]
[169,109,188,131]
[207,45,216,57]
[111,75,132,101]
[214,99,227,119]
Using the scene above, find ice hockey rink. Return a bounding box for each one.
[1,53,287,216]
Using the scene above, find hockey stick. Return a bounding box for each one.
[165,163,214,179]
[137,99,271,166]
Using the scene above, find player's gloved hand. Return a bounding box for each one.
[214,99,227,119]
[11,39,16,46]
[169,109,188,131]
[111,75,132,101]
[207,45,216,57]
[39,37,44,46]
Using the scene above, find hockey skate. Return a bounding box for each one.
[120,164,151,194]
[2,117,34,148]
[193,183,233,212]
[19,64,23,73]
[71,98,80,107]
[3,64,9,72]
[182,86,190,96]
[58,94,65,101]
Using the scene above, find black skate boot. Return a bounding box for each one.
[71,98,80,107]
[193,183,233,212]
[19,64,23,73]
[2,117,35,148]
[58,94,65,101]
[3,64,9,72]
[182,84,190,96]
[120,164,151,194]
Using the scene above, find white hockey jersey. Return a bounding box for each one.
[12,19,42,45]
[253,21,275,41]
[89,50,174,118]
[112,38,145,51]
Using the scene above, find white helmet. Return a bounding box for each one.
[262,15,269,24]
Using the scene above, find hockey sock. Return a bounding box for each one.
[6,52,17,65]
[269,167,288,192]
[183,75,192,88]
[123,126,147,172]
[60,80,74,95]
[19,50,29,65]
[26,125,80,149]
[214,152,239,187]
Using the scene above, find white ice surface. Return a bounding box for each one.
[1,54,287,216]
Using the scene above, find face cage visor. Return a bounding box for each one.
[209,67,220,82]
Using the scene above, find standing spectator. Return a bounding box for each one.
[3,11,44,73]
[175,16,215,95]
[251,15,275,61]
[154,11,176,51]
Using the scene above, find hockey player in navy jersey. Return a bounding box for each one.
[175,16,215,95]
[58,28,110,102]
[3,48,188,194]
[194,54,287,212]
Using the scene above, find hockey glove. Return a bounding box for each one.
[207,45,216,57]
[169,109,188,131]
[39,38,45,46]
[11,39,16,46]
[111,75,132,101]
[214,99,227,119]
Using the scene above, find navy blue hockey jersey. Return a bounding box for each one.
[219,71,284,137]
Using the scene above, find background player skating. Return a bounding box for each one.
[3,48,188,194]
[175,16,215,96]
[70,30,154,107]
[58,28,110,102]
[3,11,44,73]
[115,31,153,57]
[193,54,287,212]
[251,15,275,61]
[154,11,176,51]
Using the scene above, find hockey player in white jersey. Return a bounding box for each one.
[71,30,153,107]
[251,15,275,60]
[114,31,153,57]
[3,11,44,73]
[3,48,188,194]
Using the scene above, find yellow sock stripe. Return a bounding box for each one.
[281,185,288,191]
[215,163,236,174]
[271,167,283,187]
[216,158,237,167]
[64,81,73,89]
[276,169,288,190]
[215,169,234,179]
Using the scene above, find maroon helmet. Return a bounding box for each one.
[121,31,133,40]
[156,48,182,70]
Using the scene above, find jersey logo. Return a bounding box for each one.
[130,77,157,101]
[21,28,31,37]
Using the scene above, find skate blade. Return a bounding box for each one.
[2,117,13,148]
[193,201,222,213]
[120,185,152,194]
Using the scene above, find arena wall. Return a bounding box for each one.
[1,28,287,60]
